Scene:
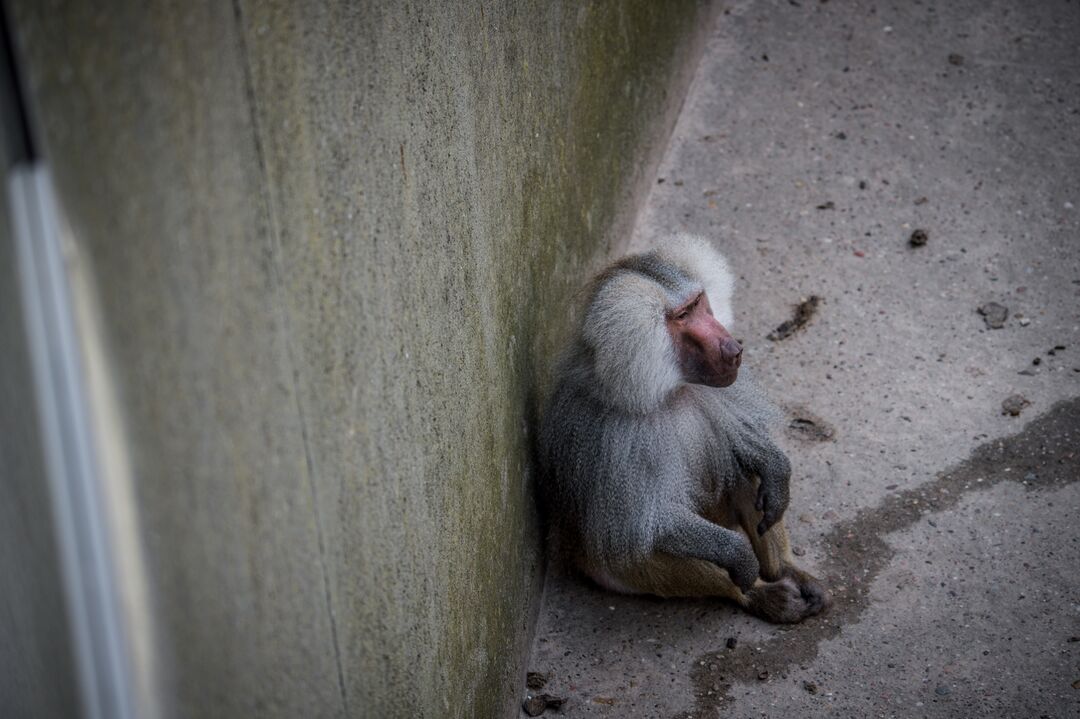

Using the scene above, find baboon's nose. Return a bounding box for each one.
[720,336,742,363]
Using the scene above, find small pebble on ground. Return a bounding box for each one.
[1001,394,1030,416]
[978,302,1009,329]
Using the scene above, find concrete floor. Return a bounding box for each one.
[528,0,1080,717]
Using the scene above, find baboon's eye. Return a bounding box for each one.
[677,295,701,319]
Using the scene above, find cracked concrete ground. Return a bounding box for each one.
[528,0,1080,716]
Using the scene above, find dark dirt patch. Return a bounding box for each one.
[767,296,821,341]
[526,672,548,690]
[688,396,1080,717]
[909,229,928,247]
[523,694,566,716]
[785,408,836,442]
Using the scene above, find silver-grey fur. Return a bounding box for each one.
[538,236,809,612]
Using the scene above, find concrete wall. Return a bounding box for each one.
[7,1,712,716]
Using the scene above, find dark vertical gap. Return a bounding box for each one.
[0,0,37,165]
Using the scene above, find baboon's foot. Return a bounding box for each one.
[746,573,829,624]
[786,567,831,616]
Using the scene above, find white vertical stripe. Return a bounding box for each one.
[10,165,161,719]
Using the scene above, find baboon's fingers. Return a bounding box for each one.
[725,538,761,592]
[756,515,782,536]
[795,573,831,615]
[756,500,780,536]
[728,562,758,593]
[755,480,788,535]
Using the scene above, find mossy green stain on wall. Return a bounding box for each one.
[9,0,712,716]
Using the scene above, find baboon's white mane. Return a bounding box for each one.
[580,235,736,414]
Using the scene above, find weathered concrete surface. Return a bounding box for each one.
[7,1,713,717]
[531,0,1080,716]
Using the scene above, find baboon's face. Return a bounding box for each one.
[666,291,742,388]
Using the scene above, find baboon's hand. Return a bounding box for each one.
[726,535,760,592]
[755,476,789,536]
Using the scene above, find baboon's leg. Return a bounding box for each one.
[734,480,831,617]
[727,478,788,579]
[743,519,830,618]
[602,554,825,624]
[609,553,746,602]
[739,512,793,581]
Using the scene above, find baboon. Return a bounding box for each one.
[538,235,829,623]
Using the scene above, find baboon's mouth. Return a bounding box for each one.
[714,365,739,387]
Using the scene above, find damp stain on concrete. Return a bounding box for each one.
[689,396,1080,716]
